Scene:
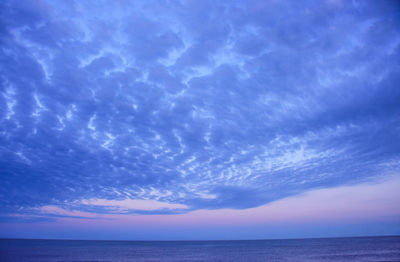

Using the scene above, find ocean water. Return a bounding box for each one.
[0,236,399,261]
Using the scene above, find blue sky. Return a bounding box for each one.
[0,0,399,239]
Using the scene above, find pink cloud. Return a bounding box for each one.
[79,198,188,212]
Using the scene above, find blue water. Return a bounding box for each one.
[0,236,399,261]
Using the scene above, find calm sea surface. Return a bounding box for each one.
[0,236,399,261]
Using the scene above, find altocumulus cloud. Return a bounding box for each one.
[0,0,399,219]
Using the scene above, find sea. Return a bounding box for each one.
[0,236,399,261]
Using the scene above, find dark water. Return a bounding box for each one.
[0,236,399,261]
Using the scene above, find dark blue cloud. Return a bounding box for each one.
[0,0,399,218]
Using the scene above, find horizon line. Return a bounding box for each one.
[1,234,399,242]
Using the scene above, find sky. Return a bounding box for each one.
[0,0,399,240]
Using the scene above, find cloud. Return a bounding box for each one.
[0,0,399,220]
[32,199,188,217]
[38,205,97,219]
[79,199,188,212]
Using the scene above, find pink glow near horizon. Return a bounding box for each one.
[19,176,398,231]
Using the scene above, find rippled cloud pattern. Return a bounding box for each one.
[1,0,399,218]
